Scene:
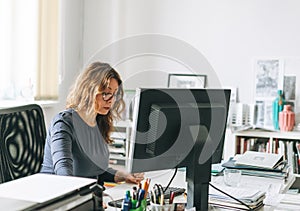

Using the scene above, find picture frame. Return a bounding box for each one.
[254,58,284,100]
[253,58,285,130]
[167,74,207,88]
[283,75,296,100]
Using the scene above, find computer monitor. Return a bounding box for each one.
[127,88,231,210]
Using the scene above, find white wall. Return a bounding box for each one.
[51,0,300,126]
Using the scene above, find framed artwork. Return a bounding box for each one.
[283,75,296,100]
[167,74,206,88]
[255,100,274,129]
[254,59,284,100]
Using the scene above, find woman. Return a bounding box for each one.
[40,61,143,185]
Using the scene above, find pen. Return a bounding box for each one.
[169,191,175,204]
[142,179,147,190]
[143,178,151,199]
[136,189,145,208]
[132,186,137,200]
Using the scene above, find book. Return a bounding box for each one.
[222,158,288,179]
[222,157,287,172]
[234,151,284,170]
[230,124,277,133]
[279,193,300,206]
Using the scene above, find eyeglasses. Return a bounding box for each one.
[100,92,120,101]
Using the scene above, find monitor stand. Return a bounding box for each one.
[185,142,212,210]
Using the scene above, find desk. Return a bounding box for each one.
[104,169,297,211]
[0,171,297,210]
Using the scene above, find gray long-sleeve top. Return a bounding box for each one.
[40,108,117,183]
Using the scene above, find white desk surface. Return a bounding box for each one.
[104,169,187,207]
[104,169,297,211]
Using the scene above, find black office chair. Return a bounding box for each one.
[0,104,46,183]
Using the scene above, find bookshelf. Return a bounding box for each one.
[232,129,300,174]
[109,120,132,167]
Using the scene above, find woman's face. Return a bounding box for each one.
[95,78,119,115]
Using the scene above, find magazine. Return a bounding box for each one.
[234,151,283,170]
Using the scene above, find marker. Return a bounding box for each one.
[136,189,145,208]
[121,190,132,211]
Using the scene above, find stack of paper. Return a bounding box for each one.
[276,193,300,209]
[209,185,266,210]
[222,151,289,179]
[235,151,283,169]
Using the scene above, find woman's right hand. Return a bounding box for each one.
[126,172,144,184]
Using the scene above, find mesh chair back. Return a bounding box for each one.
[0,104,46,183]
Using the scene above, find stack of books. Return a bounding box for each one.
[222,151,289,179]
[209,184,266,210]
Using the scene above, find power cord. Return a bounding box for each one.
[163,168,178,193]
[102,192,118,211]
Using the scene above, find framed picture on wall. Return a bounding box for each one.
[167,74,207,88]
[254,58,284,100]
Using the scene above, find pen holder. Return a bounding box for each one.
[150,202,175,211]
[130,199,147,211]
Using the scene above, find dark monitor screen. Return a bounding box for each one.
[126,88,231,210]
[127,88,230,173]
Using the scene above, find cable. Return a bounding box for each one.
[209,183,253,211]
[103,193,118,211]
[163,168,178,193]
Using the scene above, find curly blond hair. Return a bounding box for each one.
[66,62,125,143]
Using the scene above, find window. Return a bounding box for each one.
[0,0,59,101]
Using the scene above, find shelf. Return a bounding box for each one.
[110,132,126,140]
[108,146,125,155]
[108,120,132,168]
[233,129,300,174]
[234,130,300,140]
[109,154,126,160]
